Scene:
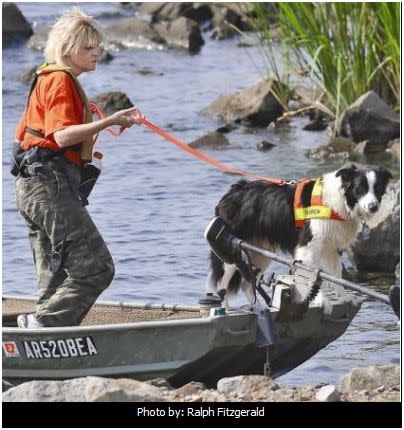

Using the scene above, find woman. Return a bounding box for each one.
[15,8,140,328]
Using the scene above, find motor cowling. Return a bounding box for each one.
[204,216,259,288]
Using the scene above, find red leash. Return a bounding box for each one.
[90,102,290,185]
[90,102,347,224]
[89,102,126,141]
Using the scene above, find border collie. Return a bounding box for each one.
[206,164,392,307]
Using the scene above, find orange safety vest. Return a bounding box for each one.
[294,178,345,229]
[24,63,94,163]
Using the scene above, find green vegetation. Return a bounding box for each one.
[236,3,293,110]
[246,2,400,117]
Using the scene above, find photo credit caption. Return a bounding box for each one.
[136,406,265,419]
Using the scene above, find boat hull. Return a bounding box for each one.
[2,301,256,385]
[2,296,360,386]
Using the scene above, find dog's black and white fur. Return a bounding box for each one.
[206,164,392,307]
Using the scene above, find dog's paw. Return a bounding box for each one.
[217,288,227,300]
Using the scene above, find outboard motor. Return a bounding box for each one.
[204,217,257,285]
[204,216,241,265]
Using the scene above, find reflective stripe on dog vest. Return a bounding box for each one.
[294,179,345,228]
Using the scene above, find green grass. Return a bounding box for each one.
[230,3,293,110]
[247,2,400,117]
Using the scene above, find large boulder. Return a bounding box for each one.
[106,16,204,53]
[3,3,33,48]
[2,379,14,392]
[350,181,399,273]
[2,377,168,402]
[189,131,230,149]
[339,365,400,402]
[217,375,279,398]
[315,385,340,402]
[154,17,204,53]
[306,136,357,161]
[336,91,400,150]
[105,17,166,50]
[92,92,134,116]
[340,365,400,392]
[140,2,212,24]
[204,78,285,127]
[210,4,253,40]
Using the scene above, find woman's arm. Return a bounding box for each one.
[53,106,141,148]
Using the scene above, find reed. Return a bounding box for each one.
[372,2,400,106]
[233,3,293,109]
[248,2,400,116]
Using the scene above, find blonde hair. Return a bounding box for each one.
[44,7,103,67]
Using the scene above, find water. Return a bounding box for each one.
[2,3,399,387]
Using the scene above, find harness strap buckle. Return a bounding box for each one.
[283,179,299,186]
[25,161,46,179]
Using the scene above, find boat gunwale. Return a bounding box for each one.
[2,294,201,311]
[2,295,256,334]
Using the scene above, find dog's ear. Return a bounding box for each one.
[336,164,357,187]
[377,166,393,186]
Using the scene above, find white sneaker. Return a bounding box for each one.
[17,314,44,328]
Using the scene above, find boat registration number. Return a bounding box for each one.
[21,336,98,359]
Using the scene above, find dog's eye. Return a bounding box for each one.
[355,178,368,194]
[374,183,385,196]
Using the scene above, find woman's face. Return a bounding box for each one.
[65,44,101,76]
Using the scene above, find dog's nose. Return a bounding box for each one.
[368,202,379,213]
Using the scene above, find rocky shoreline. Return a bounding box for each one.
[2,364,400,402]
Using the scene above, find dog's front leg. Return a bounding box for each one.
[217,264,238,310]
[240,279,256,306]
[295,244,326,306]
[295,243,345,307]
[205,271,217,295]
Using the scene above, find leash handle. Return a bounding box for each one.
[89,102,135,143]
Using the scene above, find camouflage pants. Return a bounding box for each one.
[15,157,115,327]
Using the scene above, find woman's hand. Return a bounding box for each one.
[107,106,142,128]
[53,106,143,148]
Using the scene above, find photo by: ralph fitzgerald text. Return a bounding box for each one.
[137,406,265,419]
